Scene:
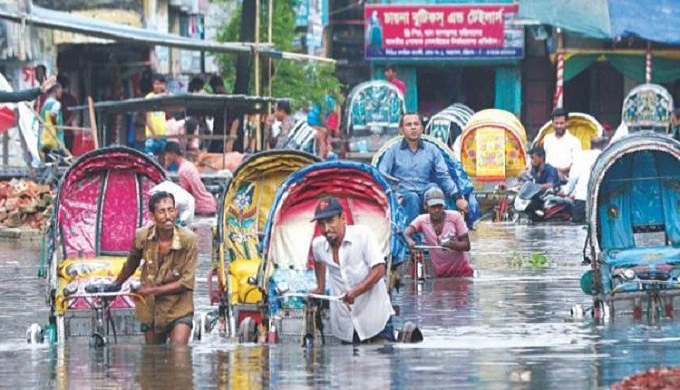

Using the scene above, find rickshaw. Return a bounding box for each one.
[576,133,680,321]
[27,146,166,345]
[282,121,319,156]
[532,112,603,150]
[424,103,474,149]
[610,84,674,142]
[344,80,405,160]
[372,133,481,229]
[371,134,480,281]
[455,109,528,220]
[206,150,320,339]
[209,160,406,345]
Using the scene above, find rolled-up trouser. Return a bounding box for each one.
[140,314,193,334]
[401,191,424,226]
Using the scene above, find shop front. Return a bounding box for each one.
[364,2,524,118]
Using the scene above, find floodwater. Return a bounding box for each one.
[1,222,679,389]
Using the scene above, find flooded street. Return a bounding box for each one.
[1,221,679,388]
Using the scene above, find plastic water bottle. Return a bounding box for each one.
[416,261,424,281]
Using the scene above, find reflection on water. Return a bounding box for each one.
[1,223,680,388]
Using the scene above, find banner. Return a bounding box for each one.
[365,4,523,60]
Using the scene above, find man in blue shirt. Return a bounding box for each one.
[524,146,560,219]
[378,113,468,224]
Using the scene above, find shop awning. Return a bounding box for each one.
[0,4,334,63]
[69,94,287,116]
[519,0,680,45]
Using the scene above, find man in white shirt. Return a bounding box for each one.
[309,196,395,344]
[558,137,606,223]
[542,108,582,180]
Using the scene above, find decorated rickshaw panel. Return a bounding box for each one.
[461,125,526,180]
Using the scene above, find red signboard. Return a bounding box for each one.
[365,4,523,59]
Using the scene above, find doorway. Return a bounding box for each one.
[416,65,495,116]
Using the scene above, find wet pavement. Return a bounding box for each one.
[1,222,679,389]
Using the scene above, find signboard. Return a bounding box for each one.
[365,4,523,60]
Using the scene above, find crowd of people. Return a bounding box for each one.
[8,65,680,348]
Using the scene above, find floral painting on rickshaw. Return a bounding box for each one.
[226,182,259,260]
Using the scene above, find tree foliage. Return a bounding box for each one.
[213,0,343,110]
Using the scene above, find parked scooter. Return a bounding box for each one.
[513,181,572,223]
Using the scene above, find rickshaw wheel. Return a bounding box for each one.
[570,304,585,319]
[191,319,202,342]
[26,323,42,344]
[237,317,257,343]
[89,333,106,348]
[302,334,314,348]
[593,300,610,320]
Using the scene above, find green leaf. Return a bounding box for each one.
[214,0,344,110]
[529,252,549,267]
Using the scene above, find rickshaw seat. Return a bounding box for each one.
[602,246,680,267]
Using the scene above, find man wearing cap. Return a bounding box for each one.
[377,113,468,225]
[309,196,395,344]
[403,187,473,278]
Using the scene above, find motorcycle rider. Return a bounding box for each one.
[521,146,561,220]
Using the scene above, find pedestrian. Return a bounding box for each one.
[670,108,680,142]
[144,74,169,156]
[38,82,65,159]
[163,141,217,215]
[57,75,78,151]
[149,181,196,227]
[308,196,395,344]
[209,75,227,94]
[558,137,606,223]
[266,100,295,149]
[377,112,468,225]
[110,191,198,345]
[384,64,406,95]
[522,146,561,220]
[403,187,474,278]
[542,108,582,180]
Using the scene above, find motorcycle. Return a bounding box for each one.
[513,181,572,223]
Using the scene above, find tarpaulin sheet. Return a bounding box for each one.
[519,0,680,45]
